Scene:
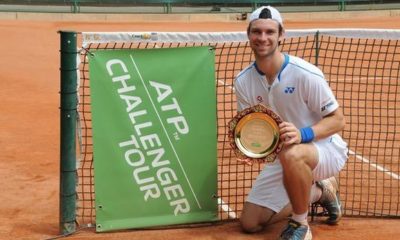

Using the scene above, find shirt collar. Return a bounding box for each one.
[253,53,289,82]
[277,54,289,82]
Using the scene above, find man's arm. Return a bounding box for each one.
[312,107,346,141]
[279,107,345,146]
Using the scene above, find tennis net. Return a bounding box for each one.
[75,29,400,226]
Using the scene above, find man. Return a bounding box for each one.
[234,6,348,240]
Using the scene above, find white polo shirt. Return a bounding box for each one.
[235,54,339,130]
[236,55,348,211]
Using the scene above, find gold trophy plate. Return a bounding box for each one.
[228,104,283,163]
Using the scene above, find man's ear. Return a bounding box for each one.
[279,28,285,42]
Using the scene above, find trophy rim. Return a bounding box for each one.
[234,112,280,158]
[228,104,283,162]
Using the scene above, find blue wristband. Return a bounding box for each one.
[300,127,315,143]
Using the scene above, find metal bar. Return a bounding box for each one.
[59,30,78,235]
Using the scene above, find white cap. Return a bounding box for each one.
[249,6,283,26]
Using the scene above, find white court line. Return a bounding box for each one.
[216,80,237,219]
[218,79,234,91]
[349,149,400,180]
[218,198,237,219]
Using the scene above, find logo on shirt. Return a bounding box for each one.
[256,96,263,102]
[284,87,295,94]
[321,101,335,112]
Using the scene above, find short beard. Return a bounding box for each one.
[254,43,279,59]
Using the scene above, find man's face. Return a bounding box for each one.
[248,19,283,59]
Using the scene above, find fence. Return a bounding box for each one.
[0,0,396,13]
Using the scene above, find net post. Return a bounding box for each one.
[164,2,172,13]
[71,0,80,13]
[339,0,346,11]
[59,30,78,235]
[251,2,259,11]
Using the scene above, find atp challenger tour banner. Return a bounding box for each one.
[88,47,217,232]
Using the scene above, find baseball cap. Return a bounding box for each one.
[249,6,283,26]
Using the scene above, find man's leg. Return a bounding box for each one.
[240,181,336,234]
[240,202,292,233]
[277,144,318,240]
[239,160,292,233]
[279,143,318,223]
[312,137,348,225]
[315,177,342,225]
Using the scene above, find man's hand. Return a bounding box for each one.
[279,121,301,146]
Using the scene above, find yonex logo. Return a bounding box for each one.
[257,96,263,102]
[284,87,295,94]
[321,101,335,112]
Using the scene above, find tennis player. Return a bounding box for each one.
[234,6,348,240]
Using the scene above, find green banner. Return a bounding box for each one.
[88,47,217,232]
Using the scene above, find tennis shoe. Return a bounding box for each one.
[316,177,343,225]
[278,219,312,240]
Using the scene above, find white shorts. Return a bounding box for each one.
[246,134,348,213]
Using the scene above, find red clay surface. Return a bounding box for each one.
[1,13,400,240]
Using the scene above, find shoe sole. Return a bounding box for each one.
[325,191,343,225]
[305,227,312,240]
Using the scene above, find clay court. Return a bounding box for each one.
[1,9,400,240]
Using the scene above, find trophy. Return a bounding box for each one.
[228,104,283,163]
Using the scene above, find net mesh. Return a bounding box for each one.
[76,30,400,225]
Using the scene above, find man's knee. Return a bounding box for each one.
[279,147,302,168]
[240,214,263,233]
[239,202,275,233]
[279,145,318,170]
